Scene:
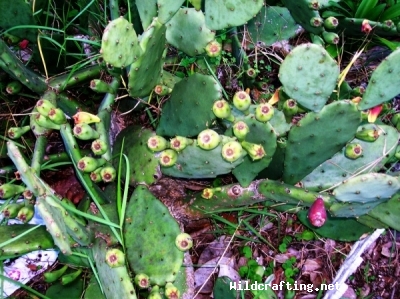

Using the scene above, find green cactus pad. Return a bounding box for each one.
[124,185,183,286]
[157,0,185,24]
[205,0,264,30]
[231,117,277,187]
[278,43,340,112]
[283,101,361,185]
[156,73,222,137]
[0,224,54,258]
[92,239,137,299]
[246,6,298,47]
[357,214,387,229]
[161,140,245,179]
[113,125,160,186]
[136,0,157,29]
[128,18,167,98]
[297,210,373,241]
[329,199,390,218]
[166,8,215,56]
[332,173,400,203]
[368,193,400,231]
[281,0,325,35]
[302,124,399,190]
[101,17,142,68]
[359,48,400,110]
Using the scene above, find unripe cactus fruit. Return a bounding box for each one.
[170,136,193,152]
[324,17,339,29]
[135,273,150,289]
[100,166,117,182]
[310,17,323,27]
[221,141,243,162]
[212,99,234,121]
[233,91,251,111]
[322,31,339,45]
[367,104,383,123]
[159,149,178,167]
[201,188,214,199]
[246,68,257,79]
[197,129,221,150]
[165,282,180,299]
[255,103,274,122]
[91,139,108,155]
[2,203,24,218]
[148,286,162,299]
[0,183,26,199]
[44,265,68,283]
[7,126,30,139]
[232,121,250,140]
[355,128,380,142]
[34,113,61,130]
[307,197,327,227]
[36,99,56,116]
[72,111,101,124]
[105,248,125,268]
[345,143,363,159]
[154,85,172,96]
[175,233,193,251]
[48,108,67,125]
[90,168,102,183]
[17,205,35,223]
[147,135,169,152]
[205,40,222,57]
[309,0,321,10]
[73,124,100,140]
[241,141,266,160]
[77,157,106,172]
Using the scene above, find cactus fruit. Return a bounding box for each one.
[34,113,61,130]
[169,136,193,152]
[205,40,222,57]
[105,248,125,268]
[90,79,116,94]
[72,111,101,124]
[221,141,244,163]
[307,197,327,227]
[322,31,340,44]
[90,168,102,183]
[48,108,67,125]
[77,157,106,172]
[36,99,56,116]
[100,166,117,182]
[73,124,100,140]
[148,286,163,299]
[165,282,180,299]
[233,91,251,112]
[175,233,193,251]
[159,149,178,167]
[344,143,363,160]
[324,16,339,29]
[91,139,108,156]
[135,273,150,289]
[154,85,172,96]
[201,188,215,199]
[61,268,83,285]
[7,125,31,139]
[197,129,221,150]
[16,205,35,223]
[241,142,265,161]
[148,135,169,152]
[355,127,380,142]
[0,183,26,199]
[44,265,69,283]
[213,100,235,122]
[255,103,274,122]
[2,203,24,218]
[232,121,249,140]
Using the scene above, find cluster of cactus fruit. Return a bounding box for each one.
[1,0,400,298]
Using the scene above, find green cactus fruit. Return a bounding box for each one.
[148,286,163,299]
[34,113,61,130]
[77,157,106,172]
[100,166,116,183]
[212,99,234,121]
[0,183,26,199]
[355,128,380,142]
[170,136,193,152]
[7,125,30,139]
[241,141,265,161]
[147,135,169,152]
[322,31,339,44]
[90,79,116,94]
[165,282,180,299]
[232,91,251,112]
[175,233,193,251]
[232,121,249,140]
[36,99,56,116]
[105,248,125,268]
[221,141,243,162]
[282,99,299,120]
[2,203,24,218]
[197,129,221,150]
[166,8,215,56]
[246,68,257,79]
[16,204,35,223]
[324,16,339,29]
[278,43,340,111]
[73,124,100,140]
[309,0,321,10]
[91,139,108,156]
[6,80,23,94]
[205,0,263,30]
[154,85,172,96]
[61,268,82,285]
[344,143,363,160]
[48,108,67,125]
[100,16,142,68]
[90,168,102,183]
[201,188,216,199]
[205,40,222,57]
[159,149,178,167]
[44,265,69,283]
[72,111,101,124]
[255,103,274,122]
[135,273,150,289]
[310,17,323,27]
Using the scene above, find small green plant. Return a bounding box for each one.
[281,256,299,285]
[278,236,292,253]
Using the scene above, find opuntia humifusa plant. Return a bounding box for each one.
[233,91,251,112]
[221,141,243,162]
[147,135,169,152]
[345,143,363,159]
[255,103,274,122]
[197,129,221,150]
[159,149,178,167]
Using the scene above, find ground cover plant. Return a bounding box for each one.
[0,0,400,298]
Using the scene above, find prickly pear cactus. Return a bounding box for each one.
[246,6,298,47]
[156,73,222,137]
[100,17,142,68]
[124,185,184,286]
[368,193,400,231]
[113,126,160,186]
[359,47,400,110]
[157,0,185,24]
[283,101,361,185]
[135,0,157,29]
[205,0,264,30]
[278,43,340,111]
[166,8,215,56]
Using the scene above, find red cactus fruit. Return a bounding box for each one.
[307,197,327,227]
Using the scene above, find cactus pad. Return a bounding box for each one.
[124,185,183,286]
[157,0,185,24]
[278,43,340,111]
[283,101,361,184]
[101,17,142,68]
[368,193,400,231]
[135,0,157,29]
[156,73,222,137]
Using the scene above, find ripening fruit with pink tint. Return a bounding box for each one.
[307,197,327,227]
